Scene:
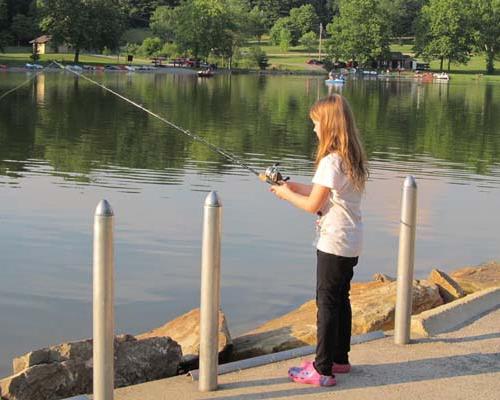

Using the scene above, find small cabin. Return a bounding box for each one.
[29,35,51,55]
[29,35,69,54]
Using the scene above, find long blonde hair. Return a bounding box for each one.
[309,95,368,191]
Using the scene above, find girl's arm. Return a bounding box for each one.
[287,181,313,196]
[270,182,330,214]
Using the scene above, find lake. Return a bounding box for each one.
[0,70,499,376]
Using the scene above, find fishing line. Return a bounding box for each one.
[0,61,56,102]
[53,61,267,180]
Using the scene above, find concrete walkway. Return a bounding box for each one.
[113,307,500,400]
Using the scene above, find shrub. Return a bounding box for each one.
[300,31,317,52]
[138,37,163,57]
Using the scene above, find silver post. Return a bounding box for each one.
[199,191,222,392]
[394,176,417,344]
[93,200,115,400]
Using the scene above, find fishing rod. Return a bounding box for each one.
[53,61,288,185]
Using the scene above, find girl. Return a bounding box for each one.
[270,94,368,387]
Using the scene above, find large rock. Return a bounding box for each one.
[137,308,232,365]
[427,269,465,303]
[449,261,500,293]
[1,335,181,400]
[232,280,442,360]
[372,273,395,283]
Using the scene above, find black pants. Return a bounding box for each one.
[314,249,357,376]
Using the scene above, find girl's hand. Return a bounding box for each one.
[270,182,292,200]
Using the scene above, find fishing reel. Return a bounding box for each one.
[259,163,290,185]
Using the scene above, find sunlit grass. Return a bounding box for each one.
[0,52,152,66]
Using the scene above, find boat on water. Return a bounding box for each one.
[197,69,214,78]
[66,65,83,71]
[325,78,345,85]
[25,63,43,69]
[0,64,7,69]
[433,72,450,81]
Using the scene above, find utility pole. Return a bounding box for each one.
[318,23,323,61]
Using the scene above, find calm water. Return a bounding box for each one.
[0,71,499,376]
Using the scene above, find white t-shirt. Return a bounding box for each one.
[312,153,363,257]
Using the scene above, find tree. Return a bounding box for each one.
[300,31,317,52]
[289,4,319,37]
[379,0,425,38]
[11,13,35,45]
[473,0,500,74]
[0,0,8,50]
[138,36,162,56]
[269,4,319,47]
[414,0,475,71]
[270,17,293,45]
[279,27,292,52]
[326,0,391,66]
[249,46,268,69]
[39,0,126,63]
[172,0,248,63]
[247,6,268,41]
[150,6,176,42]
[118,0,180,27]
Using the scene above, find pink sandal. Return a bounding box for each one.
[289,362,336,386]
[288,360,351,379]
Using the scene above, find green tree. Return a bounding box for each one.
[138,36,162,56]
[118,0,180,27]
[414,0,475,71]
[379,0,425,38]
[473,0,500,74]
[249,45,268,69]
[0,0,9,51]
[279,27,292,52]
[270,17,293,45]
[150,5,176,41]
[39,0,126,63]
[300,31,317,51]
[289,4,319,37]
[326,0,391,66]
[173,0,248,62]
[247,6,268,41]
[269,4,319,46]
[11,13,35,45]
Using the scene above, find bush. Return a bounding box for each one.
[249,46,269,70]
[279,29,292,52]
[124,43,139,55]
[300,31,317,52]
[102,46,113,56]
[158,42,179,59]
[138,37,163,57]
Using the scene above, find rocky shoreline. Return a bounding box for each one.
[1,261,498,400]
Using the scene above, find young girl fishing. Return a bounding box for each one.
[269,94,368,387]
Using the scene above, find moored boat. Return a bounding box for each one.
[325,78,345,85]
[197,69,214,77]
[433,72,450,81]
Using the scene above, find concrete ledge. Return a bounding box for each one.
[189,330,384,381]
[411,286,500,336]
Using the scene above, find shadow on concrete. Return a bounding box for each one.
[199,352,500,400]
[415,332,500,344]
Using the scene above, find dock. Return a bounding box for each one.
[107,307,500,400]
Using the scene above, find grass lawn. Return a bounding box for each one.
[0,51,152,67]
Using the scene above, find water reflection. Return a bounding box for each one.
[0,72,499,377]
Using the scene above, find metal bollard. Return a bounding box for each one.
[199,191,222,392]
[93,200,115,400]
[394,176,417,345]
